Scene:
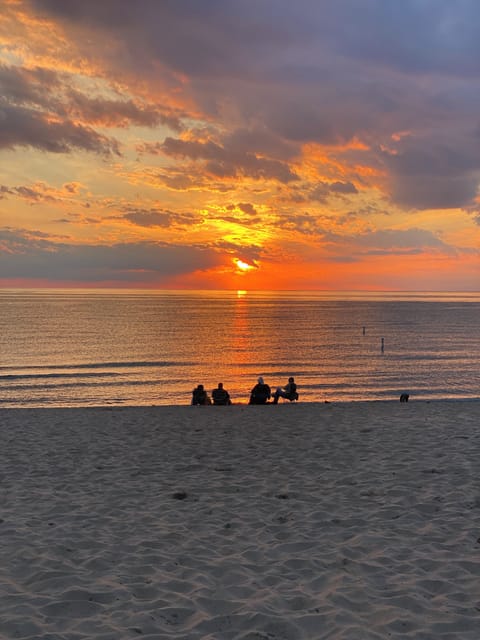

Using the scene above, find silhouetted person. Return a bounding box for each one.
[191,384,211,405]
[249,376,271,404]
[212,382,232,405]
[273,377,298,403]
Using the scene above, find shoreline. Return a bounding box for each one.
[2,395,480,412]
[1,400,480,638]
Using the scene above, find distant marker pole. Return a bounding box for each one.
[381,337,384,353]
[362,326,366,335]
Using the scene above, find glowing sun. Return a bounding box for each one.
[234,258,255,272]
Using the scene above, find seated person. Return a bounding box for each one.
[191,384,211,405]
[249,376,271,404]
[212,382,232,405]
[272,376,298,404]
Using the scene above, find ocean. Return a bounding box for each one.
[0,289,479,407]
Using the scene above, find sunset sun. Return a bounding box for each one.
[234,258,255,272]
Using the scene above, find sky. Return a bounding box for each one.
[0,0,479,291]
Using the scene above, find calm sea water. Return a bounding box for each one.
[0,289,479,407]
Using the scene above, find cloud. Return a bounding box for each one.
[236,203,257,216]
[381,137,480,209]
[0,62,184,157]
[0,64,61,109]
[0,181,86,204]
[0,228,222,282]
[131,165,235,193]
[313,1,480,77]
[225,128,297,163]
[7,0,480,215]
[270,210,457,256]
[330,181,358,195]
[0,61,183,131]
[117,208,196,228]
[0,101,120,154]
[292,214,327,236]
[353,228,455,254]
[0,64,123,154]
[0,185,12,199]
[309,181,358,203]
[157,137,298,183]
[64,89,184,131]
[27,0,296,78]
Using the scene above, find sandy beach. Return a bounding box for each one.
[1,400,480,639]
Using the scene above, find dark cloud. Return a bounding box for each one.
[217,204,261,225]
[0,64,60,108]
[225,128,297,163]
[389,175,479,211]
[14,1,480,210]
[330,181,358,195]
[13,185,57,203]
[158,137,298,183]
[314,0,480,76]
[64,89,183,131]
[147,166,233,193]
[269,211,457,256]
[0,181,84,204]
[310,181,358,203]
[280,212,324,235]
[118,208,196,228]
[0,102,120,155]
[353,228,454,253]
[0,229,221,282]
[35,0,480,79]
[237,203,257,216]
[29,0,293,77]
[381,137,480,209]
[0,62,182,156]
[0,65,111,155]
[214,240,262,265]
[215,214,258,227]
[0,185,12,199]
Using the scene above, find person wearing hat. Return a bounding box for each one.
[248,376,271,404]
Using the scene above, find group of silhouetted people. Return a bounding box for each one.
[191,377,298,405]
[191,382,232,405]
[249,376,298,404]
